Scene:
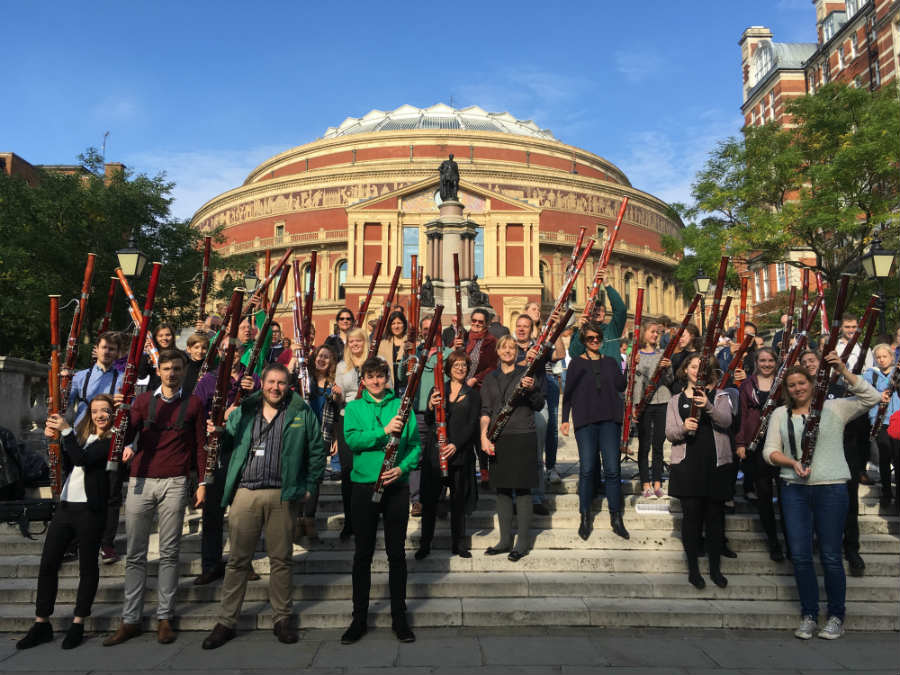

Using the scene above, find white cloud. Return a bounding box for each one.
[124,145,285,221]
[614,49,665,84]
[615,110,744,208]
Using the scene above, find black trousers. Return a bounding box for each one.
[201,464,227,572]
[336,416,354,531]
[637,403,666,485]
[751,449,789,551]
[351,482,409,622]
[420,464,467,548]
[101,462,129,548]
[680,496,724,576]
[36,502,105,618]
[875,427,899,500]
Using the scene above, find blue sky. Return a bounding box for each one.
[4,0,819,220]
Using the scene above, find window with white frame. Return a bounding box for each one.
[851,33,858,57]
[754,270,762,302]
[762,266,770,299]
[335,260,347,300]
[873,59,881,87]
[846,0,859,17]
[751,42,774,86]
[837,46,844,70]
[776,263,788,292]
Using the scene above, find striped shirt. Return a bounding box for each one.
[239,406,285,489]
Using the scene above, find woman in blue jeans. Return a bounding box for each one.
[561,320,628,541]
[763,351,880,641]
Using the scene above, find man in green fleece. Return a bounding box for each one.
[201,363,324,649]
[340,357,421,645]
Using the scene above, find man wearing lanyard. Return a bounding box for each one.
[66,332,123,425]
[201,363,324,649]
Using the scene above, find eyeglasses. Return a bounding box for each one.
[338,316,353,322]
[450,362,468,369]
[584,335,601,343]
[470,319,485,325]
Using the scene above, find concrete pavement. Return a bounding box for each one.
[0,626,897,674]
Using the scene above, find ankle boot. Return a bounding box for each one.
[578,512,591,541]
[687,557,705,589]
[17,621,53,649]
[610,511,629,540]
[62,622,84,650]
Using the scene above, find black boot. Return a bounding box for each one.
[414,541,431,561]
[391,614,415,643]
[578,512,591,541]
[61,622,84,650]
[17,621,53,649]
[341,619,367,645]
[610,511,629,540]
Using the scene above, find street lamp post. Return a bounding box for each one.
[860,235,897,338]
[694,272,711,334]
[116,232,148,279]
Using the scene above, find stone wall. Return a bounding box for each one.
[0,357,49,454]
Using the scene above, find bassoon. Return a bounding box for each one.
[99,276,117,335]
[432,325,449,477]
[107,262,162,471]
[242,247,292,319]
[852,307,879,377]
[829,295,877,387]
[406,255,419,377]
[582,196,627,321]
[688,256,729,422]
[488,308,574,443]
[263,249,272,311]
[198,235,212,325]
[356,261,382,327]
[48,295,63,498]
[718,335,754,389]
[633,293,702,421]
[115,267,160,370]
[816,272,830,337]
[291,260,312,399]
[232,267,290,408]
[800,275,851,467]
[746,293,824,454]
[540,238,594,348]
[736,277,749,370]
[567,227,586,277]
[197,292,241,380]
[358,265,402,397]
[59,253,96,413]
[800,268,810,331]
[203,289,244,484]
[303,251,317,347]
[453,253,464,343]
[620,289,644,459]
[373,305,444,503]
[782,286,797,357]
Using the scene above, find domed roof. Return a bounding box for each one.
[322,104,556,140]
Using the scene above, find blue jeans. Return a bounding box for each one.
[545,376,560,470]
[780,481,849,621]
[574,421,622,514]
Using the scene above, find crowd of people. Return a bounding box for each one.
[14,281,900,651]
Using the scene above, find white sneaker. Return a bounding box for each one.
[548,469,562,484]
[817,616,844,640]
[794,615,817,640]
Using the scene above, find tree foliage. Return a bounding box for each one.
[664,83,900,330]
[0,150,248,362]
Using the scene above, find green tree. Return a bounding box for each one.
[664,83,899,329]
[0,149,246,362]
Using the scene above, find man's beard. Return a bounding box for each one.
[263,391,286,407]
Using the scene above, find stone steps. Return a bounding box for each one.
[0,596,896,633]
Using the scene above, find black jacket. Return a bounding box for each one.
[61,431,111,512]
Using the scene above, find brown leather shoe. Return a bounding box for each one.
[157,618,177,644]
[248,565,261,581]
[273,617,298,644]
[102,622,141,647]
[302,516,320,543]
[410,502,423,517]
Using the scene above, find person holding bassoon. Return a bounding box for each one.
[16,395,115,651]
[762,352,879,640]
[340,357,421,645]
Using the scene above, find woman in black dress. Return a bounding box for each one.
[665,354,734,590]
[17,395,114,650]
[480,336,544,562]
[416,349,480,559]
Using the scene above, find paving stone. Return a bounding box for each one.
[463,597,590,626]
[479,635,605,666]
[397,637,482,667]
[312,637,398,668]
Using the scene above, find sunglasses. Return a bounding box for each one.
[338,316,353,322]
[584,335,601,343]
[470,319,485,325]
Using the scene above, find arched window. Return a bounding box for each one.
[644,276,653,315]
[538,261,552,303]
[624,272,633,311]
[301,263,317,300]
[751,41,774,87]
[335,260,347,300]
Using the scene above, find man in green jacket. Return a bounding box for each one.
[201,363,324,649]
[568,282,627,360]
[340,357,421,645]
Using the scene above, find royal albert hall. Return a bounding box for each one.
[190,104,685,337]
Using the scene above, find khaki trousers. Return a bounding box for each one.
[219,488,298,629]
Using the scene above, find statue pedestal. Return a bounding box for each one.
[424,200,484,315]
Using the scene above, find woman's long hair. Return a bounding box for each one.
[76,394,115,445]
[311,344,338,381]
[675,353,722,387]
[342,327,368,369]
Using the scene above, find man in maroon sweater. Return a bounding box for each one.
[104,350,207,647]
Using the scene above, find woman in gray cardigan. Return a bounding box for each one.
[665,353,734,591]
[762,351,880,641]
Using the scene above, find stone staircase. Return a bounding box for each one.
[0,435,897,634]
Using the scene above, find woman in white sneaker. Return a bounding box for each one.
[762,352,880,640]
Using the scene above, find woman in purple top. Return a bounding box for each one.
[561,320,628,541]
